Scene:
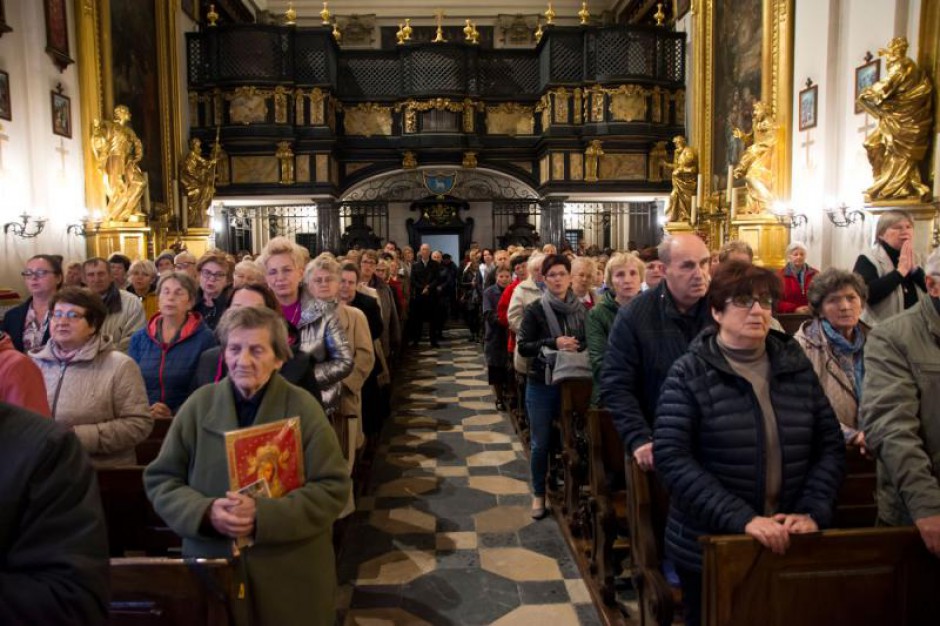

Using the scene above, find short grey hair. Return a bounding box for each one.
[925,248,940,277]
[657,236,674,266]
[875,210,914,240]
[785,241,808,256]
[129,259,157,277]
[156,271,198,305]
[806,268,868,316]
[527,252,546,272]
[216,306,292,363]
[303,254,342,284]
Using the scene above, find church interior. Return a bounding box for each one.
[1,0,940,625]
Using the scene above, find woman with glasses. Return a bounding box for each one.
[30,287,152,466]
[129,272,216,418]
[194,251,233,330]
[653,262,845,626]
[794,269,870,451]
[2,254,64,352]
[127,259,159,320]
[516,254,588,520]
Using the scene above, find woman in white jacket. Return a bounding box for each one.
[31,287,153,467]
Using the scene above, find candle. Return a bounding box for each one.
[690,196,698,226]
[730,190,737,221]
[726,165,734,203]
[696,173,704,206]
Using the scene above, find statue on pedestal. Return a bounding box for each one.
[663,135,698,222]
[91,105,147,222]
[857,36,934,202]
[732,101,777,214]
[584,139,604,183]
[179,137,220,229]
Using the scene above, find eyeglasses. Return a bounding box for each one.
[544,272,569,279]
[726,295,774,310]
[201,270,227,280]
[52,310,85,320]
[21,270,54,279]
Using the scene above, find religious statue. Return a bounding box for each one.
[857,36,934,202]
[276,141,294,185]
[584,139,604,183]
[402,150,417,169]
[732,101,778,214]
[179,137,220,229]
[91,105,147,222]
[662,135,698,222]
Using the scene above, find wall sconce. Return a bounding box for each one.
[770,202,807,229]
[67,216,104,237]
[3,213,47,238]
[824,203,866,228]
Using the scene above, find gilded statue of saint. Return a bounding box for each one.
[662,135,698,222]
[91,105,147,222]
[732,101,777,214]
[179,137,219,229]
[857,36,934,202]
[276,142,295,185]
[584,139,604,183]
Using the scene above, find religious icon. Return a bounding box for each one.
[225,417,304,498]
[43,0,74,71]
[0,70,10,122]
[798,82,818,131]
[854,56,881,114]
[50,91,71,138]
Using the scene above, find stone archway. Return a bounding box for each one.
[340,166,540,203]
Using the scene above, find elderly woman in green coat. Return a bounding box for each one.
[586,253,645,406]
[144,306,350,626]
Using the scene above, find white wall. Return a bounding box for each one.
[789,0,925,272]
[0,0,88,295]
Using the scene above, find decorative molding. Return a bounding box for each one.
[343,103,392,137]
[485,103,535,136]
[342,167,538,202]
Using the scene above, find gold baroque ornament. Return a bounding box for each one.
[589,85,605,122]
[309,88,326,126]
[227,87,270,125]
[607,85,650,122]
[553,87,570,124]
[573,88,583,125]
[275,141,295,185]
[535,94,552,130]
[402,151,417,169]
[485,103,535,136]
[462,152,478,168]
[343,103,393,137]
[584,139,604,183]
[273,86,290,124]
[732,101,778,214]
[599,153,646,181]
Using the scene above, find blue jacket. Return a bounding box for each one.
[653,327,845,572]
[599,281,712,455]
[128,313,217,413]
[0,299,50,352]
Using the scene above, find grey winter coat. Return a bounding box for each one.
[298,299,354,416]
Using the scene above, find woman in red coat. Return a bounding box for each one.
[777,241,818,314]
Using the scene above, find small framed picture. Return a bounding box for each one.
[51,90,71,138]
[855,58,881,114]
[0,70,10,121]
[798,83,818,131]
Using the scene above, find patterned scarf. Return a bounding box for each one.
[541,289,586,337]
[821,319,865,400]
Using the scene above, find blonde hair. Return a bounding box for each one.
[233,260,265,285]
[259,236,306,271]
[303,254,342,284]
[604,252,645,286]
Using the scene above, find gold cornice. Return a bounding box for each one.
[75,0,106,215]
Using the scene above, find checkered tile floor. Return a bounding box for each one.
[336,331,604,626]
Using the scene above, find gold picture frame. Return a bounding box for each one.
[692,0,794,210]
[73,0,184,224]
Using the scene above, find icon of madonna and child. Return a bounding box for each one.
[225,417,305,499]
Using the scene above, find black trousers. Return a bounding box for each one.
[409,294,437,342]
[676,568,702,626]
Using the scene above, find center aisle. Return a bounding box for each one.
[336,332,604,626]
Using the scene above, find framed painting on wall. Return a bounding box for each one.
[674,0,692,21]
[798,81,818,131]
[51,90,71,138]
[0,0,13,36]
[43,0,74,71]
[0,70,10,121]
[854,57,881,114]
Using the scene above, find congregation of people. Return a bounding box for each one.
[1,208,939,625]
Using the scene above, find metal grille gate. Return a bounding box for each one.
[562,201,661,251]
[220,204,319,257]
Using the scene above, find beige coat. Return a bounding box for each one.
[31,334,153,466]
[101,289,147,352]
[336,304,375,438]
[507,279,543,372]
[861,296,940,526]
[793,318,865,432]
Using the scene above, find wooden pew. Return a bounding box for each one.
[701,528,940,626]
[559,380,593,537]
[586,409,638,609]
[834,445,877,528]
[109,557,236,626]
[97,467,181,557]
[776,313,811,335]
[136,417,173,466]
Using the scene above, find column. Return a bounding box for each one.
[539,195,566,248]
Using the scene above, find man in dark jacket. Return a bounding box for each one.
[0,401,110,625]
[409,243,441,347]
[600,233,712,470]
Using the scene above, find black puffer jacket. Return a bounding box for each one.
[653,326,845,572]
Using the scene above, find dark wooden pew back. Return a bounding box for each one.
[109,557,236,626]
[96,466,181,556]
[702,528,940,626]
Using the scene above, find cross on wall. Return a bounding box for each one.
[800,130,816,170]
[55,138,69,174]
[0,123,8,171]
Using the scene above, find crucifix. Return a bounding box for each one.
[800,129,816,170]
[0,123,7,171]
[55,137,69,175]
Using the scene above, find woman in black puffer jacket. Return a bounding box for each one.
[653,262,845,626]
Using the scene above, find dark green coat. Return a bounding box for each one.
[586,290,620,407]
[144,374,351,626]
